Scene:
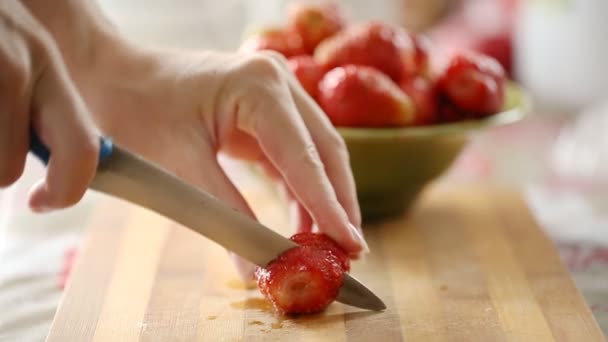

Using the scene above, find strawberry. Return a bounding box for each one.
[239,27,306,58]
[437,97,469,123]
[437,52,505,116]
[256,246,345,314]
[288,55,326,100]
[314,21,416,83]
[400,76,438,126]
[318,65,415,127]
[287,1,346,54]
[289,232,350,271]
[409,33,432,79]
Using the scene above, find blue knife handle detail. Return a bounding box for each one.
[29,129,113,166]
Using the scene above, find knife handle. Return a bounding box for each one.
[29,129,114,166]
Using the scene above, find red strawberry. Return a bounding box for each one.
[437,97,468,123]
[256,246,344,314]
[287,1,346,54]
[437,52,505,116]
[318,65,415,127]
[240,27,306,58]
[409,33,432,79]
[314,21,416,83]
[289,232,350,271]
[400,76,438,126]
[288,55,326,100]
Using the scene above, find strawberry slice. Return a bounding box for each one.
[256,246,345,314]
[289,232,350,271]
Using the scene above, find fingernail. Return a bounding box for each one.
[349,223,370,254]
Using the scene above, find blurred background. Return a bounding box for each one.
[1,0,608,339]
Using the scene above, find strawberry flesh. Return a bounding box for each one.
[289,232,350,271]
[256,233,348,315]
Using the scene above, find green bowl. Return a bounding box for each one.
[337,82,529,221]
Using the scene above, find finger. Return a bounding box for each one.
[289,81,363,230]
[0,110,28,188]
[235,68,366,254]
[293,200,313,233]
[28,51,99,212]
[0,40,30,187]
[0,15,34,188]
[260,51,364,236]
[256,156,310,233]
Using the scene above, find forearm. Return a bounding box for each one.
[19,0,150,133]
[21,0,122,72]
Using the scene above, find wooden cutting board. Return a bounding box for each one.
[47,183,604,341]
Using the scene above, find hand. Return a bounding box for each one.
[0,1,99,212]
[80,45,369,279]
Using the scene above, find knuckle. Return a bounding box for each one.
[24,30,60,78]
[73,136,99,167]
[330,131,348,153]
[299,143,324,170]
[2,59,30,92]
[259,50,288,66]
[12,64,30,89]
[10,61,31,93]
[0,45,32,90]
[325,130,350,162]
[25,27,54,57]
[243,53,284,81]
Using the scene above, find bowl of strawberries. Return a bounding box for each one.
[240,1,528,221]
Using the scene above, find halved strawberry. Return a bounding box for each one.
[256,246,345,314]
[289,232,350,271]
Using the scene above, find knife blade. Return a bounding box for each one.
[29,134,386,311]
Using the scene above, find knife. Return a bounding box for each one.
[29,133,385,311]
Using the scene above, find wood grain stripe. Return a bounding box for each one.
[495,191,605,342]
[344,225,404,342]
[46,199,130,342]
[139,226,209,342]
[91,208,169,342]
[417,204,506,342]
[195,230,247,342]
[382,216,447,341]
[461,192,555,341]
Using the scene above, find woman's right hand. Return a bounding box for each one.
[0,0,99,212]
